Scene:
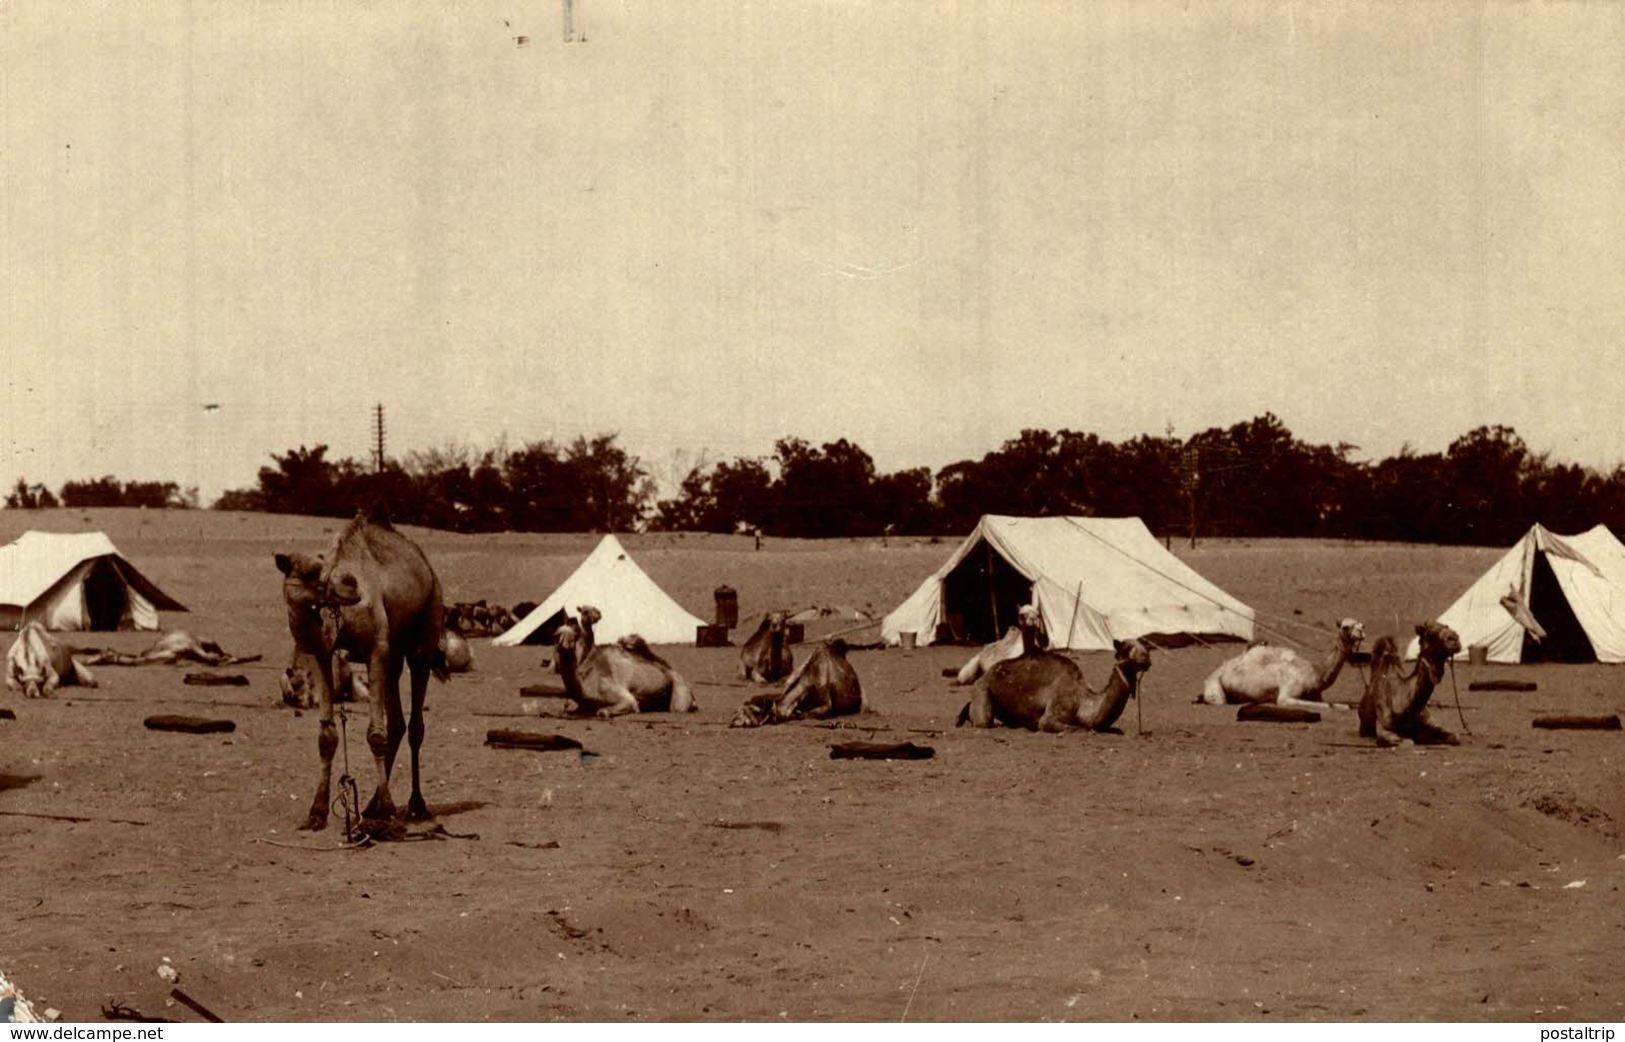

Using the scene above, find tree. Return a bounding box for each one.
[5,479,58,510]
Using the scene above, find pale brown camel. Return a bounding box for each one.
[575,604,602,653]
[275,511,448,833]
[551,621,696,717]
[75,630,264,668]
[739,610,794,683]
[1198,618,1366,709]
[1358,622,1463,746]
[957,630,1154,733]
[953,604,1049,685]
[6,622,98,699]
[279,648,364,709]
[730,638,867,727]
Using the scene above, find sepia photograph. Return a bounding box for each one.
[3,0,1623,1028]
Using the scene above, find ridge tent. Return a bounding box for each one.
[492,534,706,647]
[881,515,1254,650]
[1408,523,1625,663]
[0,530,187,631]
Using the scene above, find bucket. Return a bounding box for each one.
[899,631,917,651]
[1468,645,1489,666]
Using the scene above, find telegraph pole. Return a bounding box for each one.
[373,403,387,473]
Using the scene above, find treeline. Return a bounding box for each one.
[6,477,197,511]
[9,415,1625,546]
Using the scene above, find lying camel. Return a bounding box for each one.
[953,604,1049,685]
[958,637,1154,733]
[1359,622,1463,746]
[1198,618,1365,709]
[739,610,794,683]
[6,622,98,699]
[731,638,867,727]
[279,648,365,709]
[276,510,449,832]
[75,630,263,668]
[551,621,696,717]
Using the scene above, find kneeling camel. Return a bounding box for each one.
[958,637,1153,733]
[732,638,867,727]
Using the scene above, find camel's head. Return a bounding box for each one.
[552,621,582,670]
[730,692,781,728]
[763,610,789,634]
[576,605,602,628]
[1015,604,1049,649]
[1113,638,1154,674]
[1337,618,1366,652]
[275,550,362,609]
[1415,621,1462,660]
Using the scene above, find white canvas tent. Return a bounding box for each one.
[1408,523,1625,663]
[881,515,1254,650]
[0,530,186,631]
[493,534,705,647]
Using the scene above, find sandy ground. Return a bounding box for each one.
[2,511,1622,1022]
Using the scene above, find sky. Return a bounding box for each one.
[3,1,1623,504]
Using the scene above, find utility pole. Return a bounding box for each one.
[373,403,387,473]
[1182,443,1200,549]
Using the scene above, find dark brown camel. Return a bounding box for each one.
[731,638,867,727]
[958,631,1154,733]
[1358,622,1463,746]
[740,610,794,683]
[276,511,448,833]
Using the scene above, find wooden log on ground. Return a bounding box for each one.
[940,667,959,678]
[484,730,585,751]
[830,741,935,761]
[0,708,15,720]
[143,715,237,734]
[1531,714,1621,731]
[1236,704,1322,724]
[1470,680,1538,692]
[183,673,251,686]
[519,683,570,699]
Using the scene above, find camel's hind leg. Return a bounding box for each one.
[594,685,640,718]
[957,685,996,728]
[404,657,432,822]
[668,674,697,713]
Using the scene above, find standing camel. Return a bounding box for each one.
[740,610,794,683]
[1198,619,1366,709]
[275,510,448,833]
[1359,622,1463,746]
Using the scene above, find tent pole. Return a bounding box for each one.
[1064,582,1083,650]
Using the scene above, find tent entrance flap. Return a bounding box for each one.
[941,539,1033,645]
[1525,552,1596,663]
[83,558,129,631]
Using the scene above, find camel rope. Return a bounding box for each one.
[1446,657,1472,735]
